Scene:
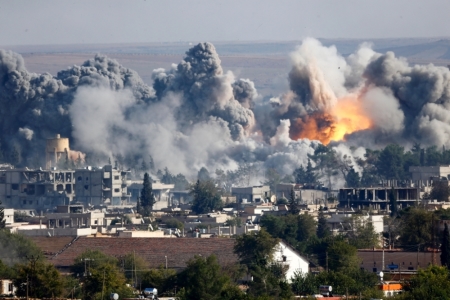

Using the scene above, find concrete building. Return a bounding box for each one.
[339,187,420,210]
[128,180,174,209]
[75,165,131,206]
[16,205,104,237]
[3,208,14,225]
[327,213,384,235]
[276,183,301,200]
[276,183,330,205]
[409,165,450,181]
[0,168,75,210]
[231,185,270,203]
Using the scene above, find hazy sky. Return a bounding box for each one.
[1,0,450,46]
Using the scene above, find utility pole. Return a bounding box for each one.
[432,214,436,265]
[417,244,420,269]
[326,252,328,272]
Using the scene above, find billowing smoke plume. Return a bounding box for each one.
[2,39,450,187]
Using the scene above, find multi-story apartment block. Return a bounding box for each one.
[0,168,75,210]
[74,165,131,206]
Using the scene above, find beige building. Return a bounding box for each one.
[231,185,270,203]
[75,165,131,206]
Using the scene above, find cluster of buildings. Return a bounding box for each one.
[3,135,450,297]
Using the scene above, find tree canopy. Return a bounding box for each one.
[190,179,223,214]
[140,172,155,216]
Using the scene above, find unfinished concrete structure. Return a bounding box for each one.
[339,186,420,210]
[45,134,70,169]
[74,165,131,206]
[0,168,75,210]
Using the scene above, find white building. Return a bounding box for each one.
[327,213,384,235]
[3,208,14,225]
[274,241,309,282]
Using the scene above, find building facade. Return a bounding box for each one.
[0,168,74,210]
[231,185,271,203]
[74,165,130,206]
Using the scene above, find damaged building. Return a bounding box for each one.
[0,168,74,210]
[74,165,131,206]
[339,186,420,211]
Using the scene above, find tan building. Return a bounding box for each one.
[231,185,270,203]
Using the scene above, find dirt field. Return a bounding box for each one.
[20,52,290,97]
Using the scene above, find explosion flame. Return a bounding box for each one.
[290,95,373,145]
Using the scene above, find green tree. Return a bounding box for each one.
[234,229,293,299]
[0,199,5,229]
[376,144,405,180]
[315,269,381,297]
[14,260,64,298]
[234,229,279,274]
[177,254,244,300]
[345,166,360,187]
[317,209,330,239]
[431,180,450,202]
[173,173,190,190]
[309,145,338,189]
[197,167,211,181]
[84,263,133,300]
[72,250,133,300]
[441,223,450,269]
[141,266,177,296]
[0,259,13,279]
[0,230,41,264]
[346,215,380,249]
[398,207,433,249]
[290,271,317,296]
[288,188,299,215]
[398,265,450,300]
[140,172,155,216]
[190,179,223,214]
[121,253,149,287]
[389,186,398,217]
[305,158,317,184]
[164,218,184,230]
[225,216,242,228]
[327,240,359,272]
[71,249,118,277]
[293,165,307,184]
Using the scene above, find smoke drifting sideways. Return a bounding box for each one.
[269,38,450,151]
[1,39,450,187]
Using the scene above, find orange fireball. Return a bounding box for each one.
[290,95,372,145]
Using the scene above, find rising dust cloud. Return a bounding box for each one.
[1,39,450,187]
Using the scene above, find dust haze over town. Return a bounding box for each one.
[1,0,450,188]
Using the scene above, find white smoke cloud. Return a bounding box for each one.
[4,38,450,189]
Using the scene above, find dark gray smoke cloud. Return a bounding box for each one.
[3,39,450,188]
[152,42,255,140]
